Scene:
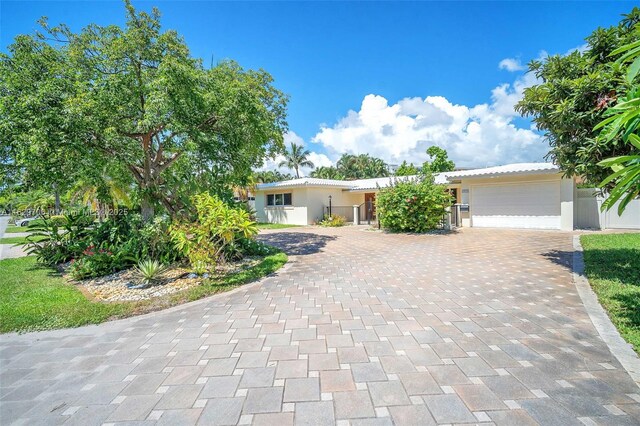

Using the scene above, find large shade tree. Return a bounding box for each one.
[0,1,288,220]
[516,8,640,187]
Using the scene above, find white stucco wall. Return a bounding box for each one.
[305,187,364,224]
[254,186,368,225]
[254,187,309,225]
[575,188,640,230]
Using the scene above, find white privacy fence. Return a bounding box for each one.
[575,188,640,230]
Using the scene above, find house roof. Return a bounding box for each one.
[255,163,558,191]
[443,163,560,179]
[255,177,355,190]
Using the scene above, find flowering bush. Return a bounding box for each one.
[319,215,346,227]
[69,245,124,280]
[376,173,452,233]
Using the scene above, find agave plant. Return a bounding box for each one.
[135,259,168,286]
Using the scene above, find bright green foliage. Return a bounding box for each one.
[169,193,258,272]
[422,146,455,173]
[309,166,345,180]
[581,233,640,353]
[337,154,389,179]
[25,212,95,266]
[395,161,419,176]
[376,174,452,233]
[256,223,302,229]
[135,259,168,286]
[309,154,390,180]
[595,26,640,214]
[319,215,346,227]
[279,143,315,178]
[517,9,640,187]
[0,1,288,220]
[0,236,43,245]
[25,211,180,279]
[253,170,294,183]
[0,256,130,333]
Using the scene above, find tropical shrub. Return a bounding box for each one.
[319,215,346,227]
[69,245,128,280]
[376,174,452,233]
[170,193,258,272]
[595,26,640,214]
[89,214,180,265]
[25,212,95,265]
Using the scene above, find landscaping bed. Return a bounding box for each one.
[0,252,286,334]
[581,233,640,353]
[77,257,261,302]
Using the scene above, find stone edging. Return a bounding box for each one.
[572,235,640,386]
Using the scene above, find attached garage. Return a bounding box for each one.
[471,181,562,229]
[446,163,575,231]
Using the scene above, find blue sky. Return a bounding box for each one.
[2,1,636,171]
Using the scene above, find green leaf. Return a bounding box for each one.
[628,133,640,150]
[611,39,640,57]
[627,56,640,83]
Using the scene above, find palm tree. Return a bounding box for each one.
[279,143,315,178]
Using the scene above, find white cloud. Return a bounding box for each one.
[311,73,546,168]
[498,58,526,72]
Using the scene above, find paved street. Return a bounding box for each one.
[1,226,640,425]
[0,216,28,260]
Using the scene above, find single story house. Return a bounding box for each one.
[254,163,640,231]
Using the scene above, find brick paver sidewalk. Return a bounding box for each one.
[1,227,639,425]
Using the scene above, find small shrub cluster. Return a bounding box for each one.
[25,193,273,280]
[319,215,346,227]
[26,212,180,279]
[376,174,452,233]
[25,212,95,266]
[169,193,260,274]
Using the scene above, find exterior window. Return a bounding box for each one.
[266,192,292,206]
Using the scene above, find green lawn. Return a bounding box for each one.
[4,225,28,233]
[0,252,287,334]
[257,223,302,229]
[581,233,640,353]
[0,236,28,245]
[0,235,45,245]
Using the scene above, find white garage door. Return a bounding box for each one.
[471,181,561,229]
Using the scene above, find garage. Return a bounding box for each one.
[470,180,562,229]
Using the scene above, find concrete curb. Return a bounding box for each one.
[572,235,640,386]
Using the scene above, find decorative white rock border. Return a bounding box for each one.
[572,235,640,386]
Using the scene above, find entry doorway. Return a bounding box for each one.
[363,192,377,223]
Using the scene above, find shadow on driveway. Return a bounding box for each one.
[258,232,336,255]
[541,249,573,270]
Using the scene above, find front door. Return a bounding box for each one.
[364,193,376,221]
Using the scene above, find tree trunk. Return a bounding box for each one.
[141,197,154,222]
[53,184,61,215]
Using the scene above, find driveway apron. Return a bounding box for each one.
[1,227,639,425]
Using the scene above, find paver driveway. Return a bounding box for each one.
[2,227,640,425]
